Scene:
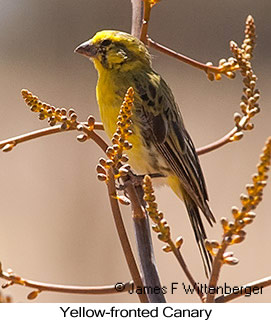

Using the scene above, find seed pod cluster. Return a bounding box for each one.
[21,89,78,130]
[143,175,183,252]
[206,18,256,82]
[108,87,134,168]
[229,17,259,142]
[206,137,271,262]
[143,175,170,243]
[96,87,134,185]
[206,57,238,81]
[242,15,256,60]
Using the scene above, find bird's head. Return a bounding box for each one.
[75,30,151,72]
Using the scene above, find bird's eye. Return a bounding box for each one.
[101,39,112,47]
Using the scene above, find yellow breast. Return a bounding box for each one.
[96,72,156,174]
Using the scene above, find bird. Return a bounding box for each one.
[75,30,215,275]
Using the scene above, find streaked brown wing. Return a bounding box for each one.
[135,75,214,224]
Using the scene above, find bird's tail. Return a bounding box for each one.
[167,175,213,276]
[182,191,213,277]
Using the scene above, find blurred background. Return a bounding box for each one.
[0,0,270,303]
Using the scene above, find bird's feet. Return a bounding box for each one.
[115,167,165,192]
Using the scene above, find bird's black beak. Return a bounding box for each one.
[74,40,97,58]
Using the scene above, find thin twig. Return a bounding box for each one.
[0,121,236,157]
[86,127,108,153]
[148,37,227,75]
[168,241,205,301]
[206,242,229,302]
[196,127,237,156]
[215,276,271,303]
[0,267,133,295]
[0,122,104,152]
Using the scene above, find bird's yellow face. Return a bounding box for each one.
[75,30,151,73]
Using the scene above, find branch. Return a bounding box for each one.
[0,122,104,152]
[135,0,238,78]
[123,177,166,302]
[77,122,108,153]
[196,127,237,156]
[106,169,148,303]
[206,242,228,303]
[139,1,151,43]
[0,264,133,299]
[170,241,205,301]
[215,276,271,303]
[147,37,238,80]
[130,0,144,38]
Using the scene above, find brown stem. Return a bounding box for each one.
[106,169,148,303]
[0,268,133,295]
[215,276,271,303]
[0,125,64,150]
[0,120,239,157]
[148,37,223,75]
[87,129,108,153]
[140,1,151,43]
[168,241,205,301]
[0,122,104,151]
[196,127,237,156]
[124,181,145,219]
[130,0,144,38]
[124,179,166,302]
[206,241,228,303]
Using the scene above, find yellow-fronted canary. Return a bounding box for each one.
[75,30,215,274]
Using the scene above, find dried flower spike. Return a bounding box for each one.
[21,89,78,130]
[205,16,256,81]
[110,87,134,166]
[94,88,134,188]
[97,87,134,182]
[143,175,175,250]
[221,137,271,250]
[242,15,256,60]
[227,18,259,143]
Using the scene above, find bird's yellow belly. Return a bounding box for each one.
[96,73,169,178]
